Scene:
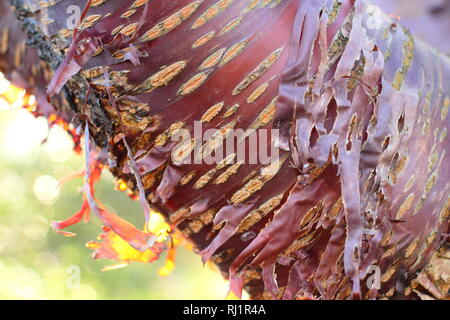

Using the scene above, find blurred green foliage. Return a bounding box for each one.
[0,108,231,300]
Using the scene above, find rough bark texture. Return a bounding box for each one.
[371,0,450,53]
[1,0,449,300]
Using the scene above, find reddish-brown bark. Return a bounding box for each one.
[1,0,449,299]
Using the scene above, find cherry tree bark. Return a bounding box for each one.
[1,0,449,300]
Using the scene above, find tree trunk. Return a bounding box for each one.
[1,0,449,300]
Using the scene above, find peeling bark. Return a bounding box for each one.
[1,0,449,300]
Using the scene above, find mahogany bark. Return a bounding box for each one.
[1,0,449,300]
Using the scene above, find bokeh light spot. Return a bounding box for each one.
[33,175,60,205]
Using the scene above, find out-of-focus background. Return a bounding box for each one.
[0,73,232,300]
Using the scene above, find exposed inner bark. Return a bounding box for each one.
[1,0,449,300]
